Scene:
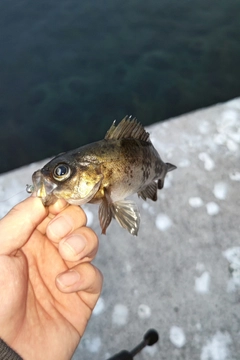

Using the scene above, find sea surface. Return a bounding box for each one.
[0,0,240,173]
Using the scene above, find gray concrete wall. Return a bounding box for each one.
[1,98,240,360]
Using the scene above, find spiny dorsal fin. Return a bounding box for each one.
[105,116,150,142]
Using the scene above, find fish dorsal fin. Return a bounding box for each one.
[105,116,150,142]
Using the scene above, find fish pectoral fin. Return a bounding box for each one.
[99,197,113,235]
[138,181,158,201]
[111,200,140,236]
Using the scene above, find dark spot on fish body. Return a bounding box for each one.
[141,148,152,182]
[107,168,113,178]
[99,149,106,156]
[101,164,113,178]
[142,168,151,181]
[123,164,133,177]
[120,139,143,162]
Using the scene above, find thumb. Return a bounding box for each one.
[0,196,47,255]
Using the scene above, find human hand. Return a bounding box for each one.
[0,196,103,360]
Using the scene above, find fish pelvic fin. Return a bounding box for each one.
[99,197,113,235]
[104,116,150,143]
[138,181,158,201]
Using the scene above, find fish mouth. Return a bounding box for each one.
[32,170,58,206]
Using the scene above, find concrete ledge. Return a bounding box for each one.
[1,98,240,359]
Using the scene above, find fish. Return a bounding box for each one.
[28,116,176,235]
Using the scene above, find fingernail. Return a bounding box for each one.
[61,235,87,255]
[48,216,73,239]
[57,270,80,287]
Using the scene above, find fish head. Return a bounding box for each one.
[32,153,103,206]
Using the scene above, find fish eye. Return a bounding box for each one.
[53,164,71,181]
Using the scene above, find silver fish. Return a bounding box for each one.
[28,116,176,235]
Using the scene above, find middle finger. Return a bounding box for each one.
[59,226,99,262]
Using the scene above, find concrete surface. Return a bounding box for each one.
[0,98,240,360]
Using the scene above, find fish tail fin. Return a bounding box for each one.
[166,162,177,172]
[158,163,177,190]
[138,181,158,201]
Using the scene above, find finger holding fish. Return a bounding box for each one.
[46,204,87,243]
[58,226,99,263]
[26,189,97,264]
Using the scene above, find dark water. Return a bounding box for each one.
[1,0,240,173]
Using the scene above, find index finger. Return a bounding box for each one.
[46,205,87,244]
[0,196,48,255]
[35,198,70,234]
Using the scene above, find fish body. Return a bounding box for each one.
[31,117,176,235]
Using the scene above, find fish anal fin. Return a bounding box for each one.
[158,178,164,190]
[111,200,140,236]
[99,197,112,235]
[138,181,158,201]
[104,116,150,143]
